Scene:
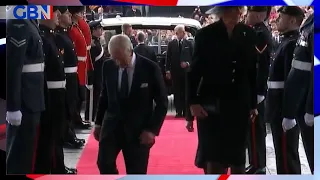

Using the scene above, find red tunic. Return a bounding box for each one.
[68,23,87,86]
[78,18,93,72]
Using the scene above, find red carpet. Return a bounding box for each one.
[77,116,204,174]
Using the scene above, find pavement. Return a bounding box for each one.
[64,110,312,175]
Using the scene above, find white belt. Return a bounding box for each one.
[78,56,86,62]
[87,45,91,50]
[47,81,66,89]
[64,67,77,73]
[95,48,104,61]
[292,59,311,71]
[267,81,284,89]
[22,63,44,73]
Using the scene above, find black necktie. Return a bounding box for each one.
[179,40,182,53]
[120,68,129,99]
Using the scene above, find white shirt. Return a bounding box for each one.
[118,53,136,92]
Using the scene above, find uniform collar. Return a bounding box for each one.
[56,26,68,33]
[280,30,299,38]
[39,24,55,34]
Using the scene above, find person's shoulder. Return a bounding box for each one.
[137,54,158,67]
[102,59,116,70]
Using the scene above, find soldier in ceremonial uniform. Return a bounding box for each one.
[6,19,45,174]
[34,8,71,174]
[55,6,85,149]
[265,6,305,174]
[86,20,106,121]
[282,9,314,174]
[189,6,258,174]
[244,6,273,174]
[68,6,91,129]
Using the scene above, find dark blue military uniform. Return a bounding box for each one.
[34,24,66,174]
[56,25,85,149]
[6,19,45,174]
[246,6,272,174]
[85,20,106,122]
[283,13,314,174]
[265,6,305,174]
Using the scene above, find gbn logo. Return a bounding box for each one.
[7,5,53,19]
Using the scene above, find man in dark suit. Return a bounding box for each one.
[122,23,138,48]
[94,34,168,174]
[134,31,157,63]
[166,24,193,120]
[125,6,142,17]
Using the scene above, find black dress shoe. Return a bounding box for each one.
[74,121,91,129]
[246,165,266,174]
[64,139,85,149]
[245,165,256,174]
[175,113,183,118]
[65,166,77,174]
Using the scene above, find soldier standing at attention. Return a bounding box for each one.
[68,6,91,129]
[87,20,106,121]
[245,6,272,174]
[265,6,305,174]
[34,8,69,174]
[6,19,45,174]
[282,8,314,174]
[56,7,85,149]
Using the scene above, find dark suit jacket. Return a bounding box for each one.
[166,38,193,76]
[95,54,168,139]
[125,9,142,17]
[134,43,157,63]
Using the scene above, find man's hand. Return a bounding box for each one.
[165,71,171,79]
[6,111,22,126]
[304,113,314,127]
[250,109,258,122]
[282,118,297,132]
[180,62,188,69]
[93,125,101,141]
[190,104,208,118]
[140,131,155,146]
[186,121,194,132]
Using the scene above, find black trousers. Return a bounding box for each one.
[97,126,150,174]
[34,90,66,174]
[247,100,266,169]
[172,73,193,121]
[65,74,79,140]
[74,84,86,124]
[6,111,41,174]
[296,114,314,174]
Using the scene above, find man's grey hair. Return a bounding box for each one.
[108,34,133,54]
[137,31,146,43]
[174,24,185,32]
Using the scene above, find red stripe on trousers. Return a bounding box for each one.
[282,133,288,173]
[218,174,230,180]
[0,124,6,140]
[251,117,258,167]
[31,126,40,173]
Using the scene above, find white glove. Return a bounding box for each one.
[6,111,22,126]
[282,118,297,132]
[304,113,314,127]
[86,85,93,90]
[257,95,265,104]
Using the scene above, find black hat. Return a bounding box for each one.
[68,6,85,14]
[205,6,243,15]
[277,6,305,18]
[247,6,268,12]
[54,6,68,14]
[89,20,102,29]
